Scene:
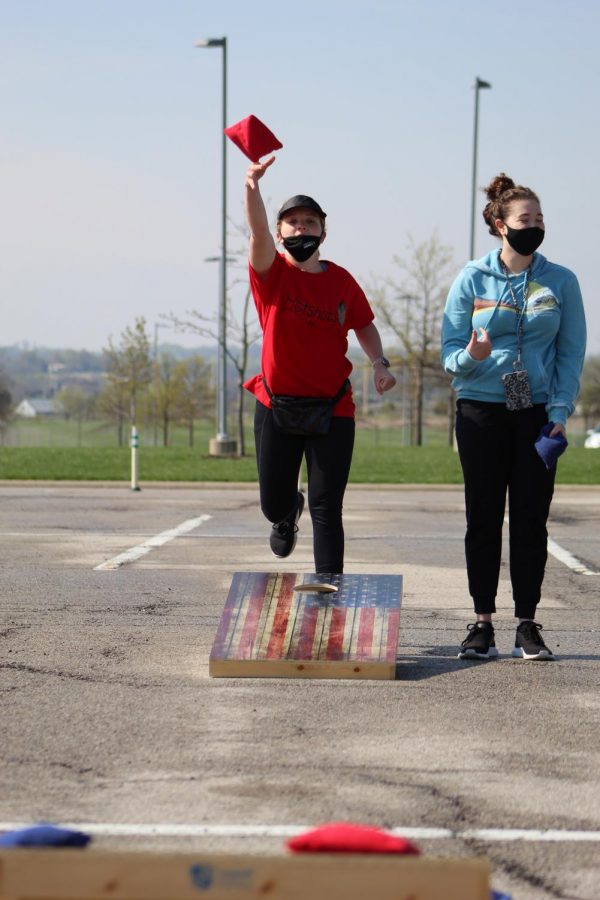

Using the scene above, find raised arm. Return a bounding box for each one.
[244,156,277,275]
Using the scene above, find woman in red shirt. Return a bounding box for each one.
[244,155,396,574]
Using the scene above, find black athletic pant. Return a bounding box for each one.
[254,400,355,574]
[455,400,556,619]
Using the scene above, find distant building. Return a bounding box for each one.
[14,399,63,418]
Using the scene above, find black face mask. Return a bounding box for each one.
[504,225,545,257]
[282,233,321,262]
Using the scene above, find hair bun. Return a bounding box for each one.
[480,173,539,239]
[485,173,515,200]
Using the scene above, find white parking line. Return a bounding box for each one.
[1,822,599,843]
[93,516,211,571]
[547,536,598,576]
[503,517,599,576]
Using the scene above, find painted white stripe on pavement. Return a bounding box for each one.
[94,516,211,571]
[547,536,598,576]
[1,823,599,842]
[460,828,600,842]
[503,516,599,576]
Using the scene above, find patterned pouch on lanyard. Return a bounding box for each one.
[502,364,533,410]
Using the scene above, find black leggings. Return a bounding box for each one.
[253,400,355,574]
[455,400,556,619]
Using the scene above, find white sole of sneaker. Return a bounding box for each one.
[511,647,554,660]
[458,647,499,660]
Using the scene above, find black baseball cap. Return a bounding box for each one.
[277,194,327,220]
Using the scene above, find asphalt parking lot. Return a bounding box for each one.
[1,483,599,899]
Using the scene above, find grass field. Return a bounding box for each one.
[1,435,599,483]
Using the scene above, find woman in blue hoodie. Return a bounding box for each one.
[441,173,586,662]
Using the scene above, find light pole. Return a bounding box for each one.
[196,36,237,456]
[469,77,492,260]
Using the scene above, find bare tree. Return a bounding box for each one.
[0,374,12,422]
[152,354,179,447]
[97,378,129,446]
[55,386,96,447]
[0,374,12,445]
[165,283,260,457]
[369,233,455,445]
[173,356,213,447]
[580,356,600,430]
[165,208,266,456]
[102,318,152,441]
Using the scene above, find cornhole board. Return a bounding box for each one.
[0,850,490,899]
[210,572,402,679]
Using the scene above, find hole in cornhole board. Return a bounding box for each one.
[293,583,338,593]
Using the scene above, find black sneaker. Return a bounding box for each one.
[269,491,305,558]
[512,621,554,660]
[458,622,498,660]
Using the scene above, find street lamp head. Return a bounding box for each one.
[475,77,492,90]
[195,37,226,48]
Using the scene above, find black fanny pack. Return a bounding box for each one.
[263,377,350,436]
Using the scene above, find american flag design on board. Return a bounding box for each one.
[210,573,402,680]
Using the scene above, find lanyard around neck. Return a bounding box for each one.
[501,260,532,366]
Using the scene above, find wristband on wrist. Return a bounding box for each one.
[371,356,390,368]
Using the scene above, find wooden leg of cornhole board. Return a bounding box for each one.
[209,573,403,679]
[0,850,490,900]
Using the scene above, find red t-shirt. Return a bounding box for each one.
[244,252,374,417]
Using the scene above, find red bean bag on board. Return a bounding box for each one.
[286,822,420,855]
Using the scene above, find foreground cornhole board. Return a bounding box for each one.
[210,572,402,679]
[0,850,490,900]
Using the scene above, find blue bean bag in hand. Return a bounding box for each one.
[535,422,568,470]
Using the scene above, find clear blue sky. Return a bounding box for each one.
[2,0,599,354]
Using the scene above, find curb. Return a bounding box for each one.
[0,481,598,492]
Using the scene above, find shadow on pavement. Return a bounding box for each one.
[394,646,506,680]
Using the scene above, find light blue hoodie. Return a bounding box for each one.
[441,249,586,426]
